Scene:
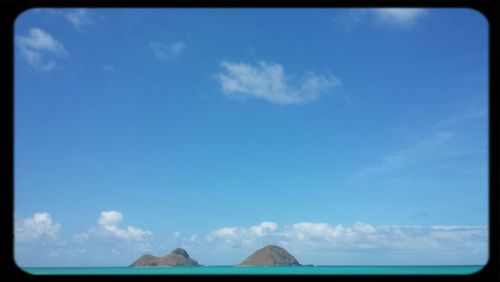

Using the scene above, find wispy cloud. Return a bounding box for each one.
[62,9,93,31]
[374,8,427,27]
[15,28,68,71]
[333,9,369,31]
[150,41,186,61]
[356,131,456,179]
[434,103,487,129]
[334,8,428,30]
[44,8,93,31]
[217,61,340,105]
[356,101,487,180]
[15,212,61,243]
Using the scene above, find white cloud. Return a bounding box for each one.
[150,41,186,61]
[15,212,61,242]
[15,216,487,266]
[91,211,153,241]
[205,221,487,264]
[374,8,427,27]
[98,210,123,226]
[217,61,340,105]
[16,28,66,54]
[16,27,68,71]
[334,8,427,30]
[62,9,92,31]
[249,221,278,236]
[207,222,281,248]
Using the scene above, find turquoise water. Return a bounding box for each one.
[23,265,483,275]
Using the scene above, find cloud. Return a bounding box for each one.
[15,27,68,71]
[249,222,278,236]
[150,41,186,61]
[217,61,340,105]
[43,8,93,31]
[434,103,487,129]
[15,216,487,266]
[89,211,152,241]
[207,221,487,251]
[334,8,427,30]
[98,210,123,226]
[374,8,427,27]
[16,212,153,267]
[333,9,369,31]
[62,9,92,31]
[73,232,89,244]
[205,221,487,264]
[356,131,456,178]
[208,222,278,240]
[15,212,61,242]
[206,222,280,249]
[356,102,487,180]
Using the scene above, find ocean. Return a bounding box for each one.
[22,265,483,275]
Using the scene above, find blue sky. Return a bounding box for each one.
[14,8,488,267]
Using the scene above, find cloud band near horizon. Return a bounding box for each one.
[15,212,488,266]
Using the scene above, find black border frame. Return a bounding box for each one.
[1,0,498,281]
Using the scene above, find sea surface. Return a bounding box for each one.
[23,265,483,275]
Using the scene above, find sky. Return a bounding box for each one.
[14,8,489,267]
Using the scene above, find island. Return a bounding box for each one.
[130,248,200,267]
[238,245,301,266]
